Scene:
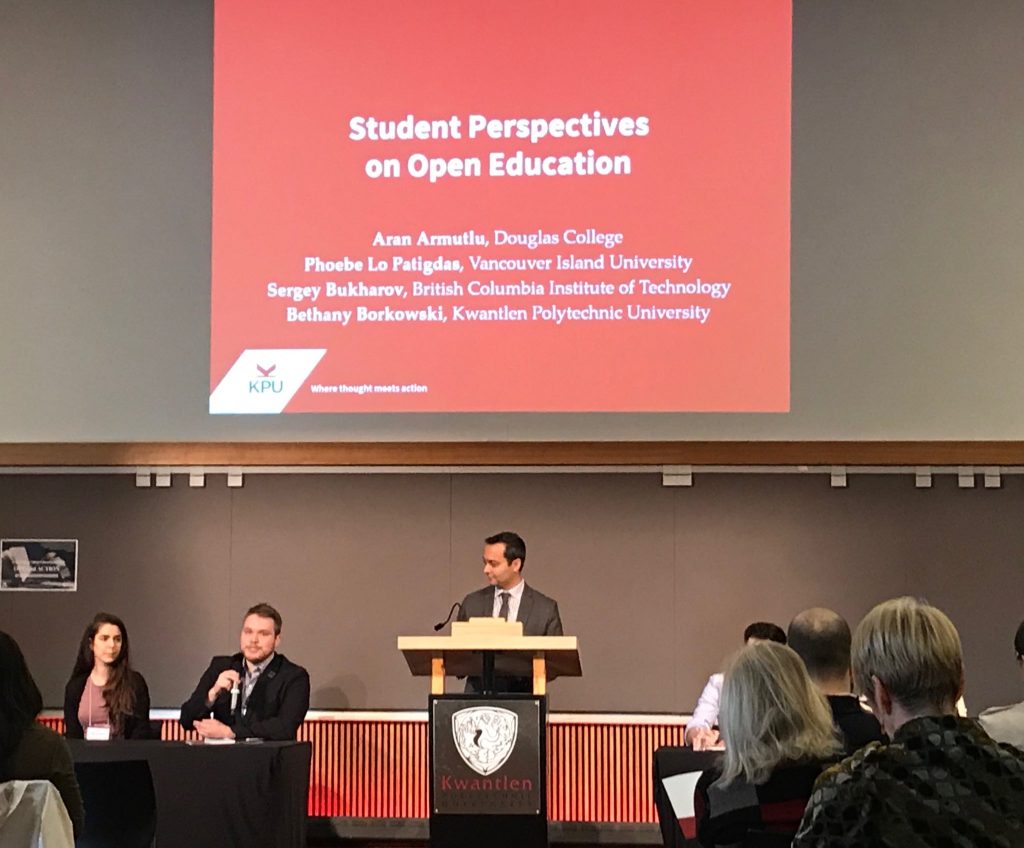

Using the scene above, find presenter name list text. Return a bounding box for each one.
[252,226,734,330]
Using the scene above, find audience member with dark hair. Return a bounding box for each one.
[180,603,310,740]
[0,630,85,836]
[794,597,1024,847]
[978,618,1024,749]
[694,641,840,847]
[64,612,154,739]
[787,608,883,752]
[686,621,787,750]
[742,622,787,644]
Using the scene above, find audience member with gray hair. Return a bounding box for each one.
[787,608,883,752]
[794,597,1024,847]
[694,641,840,847]
[686,621,788,751]
[978,618,1024,749]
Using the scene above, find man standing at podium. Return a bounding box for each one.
[458,531,563,693]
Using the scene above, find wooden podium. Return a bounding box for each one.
[399,619,582,848]
[398,617,581,694]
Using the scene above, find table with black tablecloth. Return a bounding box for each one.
[68,739,311,848]
[653,747,722,848]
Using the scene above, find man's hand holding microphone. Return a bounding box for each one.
[193,669,241,739]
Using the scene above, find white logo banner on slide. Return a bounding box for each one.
[209,349,326,414]
[451,706,519,776]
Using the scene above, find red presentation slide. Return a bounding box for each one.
[209,0,791,414]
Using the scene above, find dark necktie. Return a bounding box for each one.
[498,591,511,621]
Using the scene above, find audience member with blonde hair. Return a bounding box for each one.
[794,597,1024,847]
[694,641,840,847]
[686,621,788,751]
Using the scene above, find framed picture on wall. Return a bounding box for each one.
[1,539,78,592]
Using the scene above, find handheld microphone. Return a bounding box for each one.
[434,602,462,632]
[230,655,245,714]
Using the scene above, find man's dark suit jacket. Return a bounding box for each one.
[63,669,156,739]
[828,694,885,752]
[179,652,310,740]
[457,583,562,693]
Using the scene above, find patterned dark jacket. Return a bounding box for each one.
[794,715,1024,847]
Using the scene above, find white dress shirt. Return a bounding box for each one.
[689,673,723,730]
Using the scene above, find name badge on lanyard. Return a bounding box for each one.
[85,725,111,741]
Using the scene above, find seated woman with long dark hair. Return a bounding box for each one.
[694,641,841,848]
[64,613,154,740]
[0,630,85,835]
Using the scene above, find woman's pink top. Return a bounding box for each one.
[77,677,110,730]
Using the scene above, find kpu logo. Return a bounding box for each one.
[249,363,282,394]
[210,348,325,414]
[451,706,518,776]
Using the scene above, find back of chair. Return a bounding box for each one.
[741,830,798,848]
[73,760,157,848]
[0,779,75,848]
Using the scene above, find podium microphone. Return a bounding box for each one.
[434,602,462,632]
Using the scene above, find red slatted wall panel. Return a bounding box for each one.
[39,715,685,822]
